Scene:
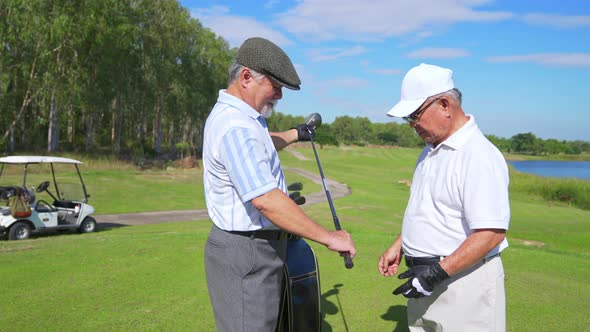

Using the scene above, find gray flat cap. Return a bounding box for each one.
[236,37,301,90]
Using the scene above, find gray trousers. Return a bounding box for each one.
[205,225,288,332]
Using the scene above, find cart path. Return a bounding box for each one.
[96,167,351,228]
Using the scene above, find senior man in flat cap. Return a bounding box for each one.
[378,63,510,331]
[203,37,356,332]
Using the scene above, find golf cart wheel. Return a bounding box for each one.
[78,216,96,234]
[8,222,31,240]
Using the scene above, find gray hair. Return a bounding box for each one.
[228,63,264,85]
[433,88,462,105]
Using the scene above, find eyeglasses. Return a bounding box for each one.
[403,97,441,124]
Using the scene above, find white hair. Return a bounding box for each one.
[228,63,264,85]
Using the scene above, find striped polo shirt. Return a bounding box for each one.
[203,90,287,231]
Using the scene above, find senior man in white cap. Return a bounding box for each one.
[203,37,356,332]
[378,63,510,331]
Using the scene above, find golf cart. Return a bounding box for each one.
[0,156,96,240]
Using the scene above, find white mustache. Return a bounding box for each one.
[262,100,278,118]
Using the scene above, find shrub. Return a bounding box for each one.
[510,169,590,210]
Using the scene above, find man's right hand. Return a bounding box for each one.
[325,230,356,258]
[379,246,403,277]
[378,235,403,276]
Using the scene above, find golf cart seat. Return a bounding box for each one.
[53,200,78,209]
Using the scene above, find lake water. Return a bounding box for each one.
[508,160,590,181]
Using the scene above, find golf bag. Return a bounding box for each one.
[8,187,32,218]
[277,236,322,332]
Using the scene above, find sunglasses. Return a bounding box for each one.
[403,97,441,124]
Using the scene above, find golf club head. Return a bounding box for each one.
[305,113,322,130]
[293,196,306,205]
[289,191,301,200]
[287,182,303,191]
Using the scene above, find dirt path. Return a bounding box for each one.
[97,167,351,228]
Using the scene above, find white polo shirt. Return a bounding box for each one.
[203,90,287,231]
[401,115,510,258]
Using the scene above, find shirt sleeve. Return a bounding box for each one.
[462,147,511,230]
[219,126,278,203]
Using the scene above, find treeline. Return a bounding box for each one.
[487,133,590,156]
[267,112,590,155]
[267,112,423,148]
[0,0,233,157]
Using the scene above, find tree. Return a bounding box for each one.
[0,0,232,157]
[511,132,541,154]
[331,116,354,144]
[314,123,338,147]
[487,134,512,152]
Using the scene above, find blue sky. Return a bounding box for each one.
[180,0,590,141]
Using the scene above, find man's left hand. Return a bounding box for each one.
[292,124,315,141]
[393,262,449,298]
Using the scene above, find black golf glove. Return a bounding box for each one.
[392,262,449,298]
[291,124,315,141]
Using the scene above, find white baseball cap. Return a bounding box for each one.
[387,63,454,117]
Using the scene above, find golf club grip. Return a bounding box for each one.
[343,253,354,269]
[334,215,354,269]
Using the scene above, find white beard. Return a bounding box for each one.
[261,100,278,118]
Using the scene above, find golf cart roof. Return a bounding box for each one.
[0,156,83,164]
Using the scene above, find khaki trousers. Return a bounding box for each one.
[407,256,506,332]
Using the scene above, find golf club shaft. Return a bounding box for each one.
[309,136,354,269]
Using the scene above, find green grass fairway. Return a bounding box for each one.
[1,147,589,331]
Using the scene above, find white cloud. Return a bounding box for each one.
[406,47,471,59]
[276,0,513,42]
[189,2,512,54]
[307,46,367,62]
[190,6,292,48]
[486,53,590,68]
[322,77,370,89]
[522,13,590,29]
